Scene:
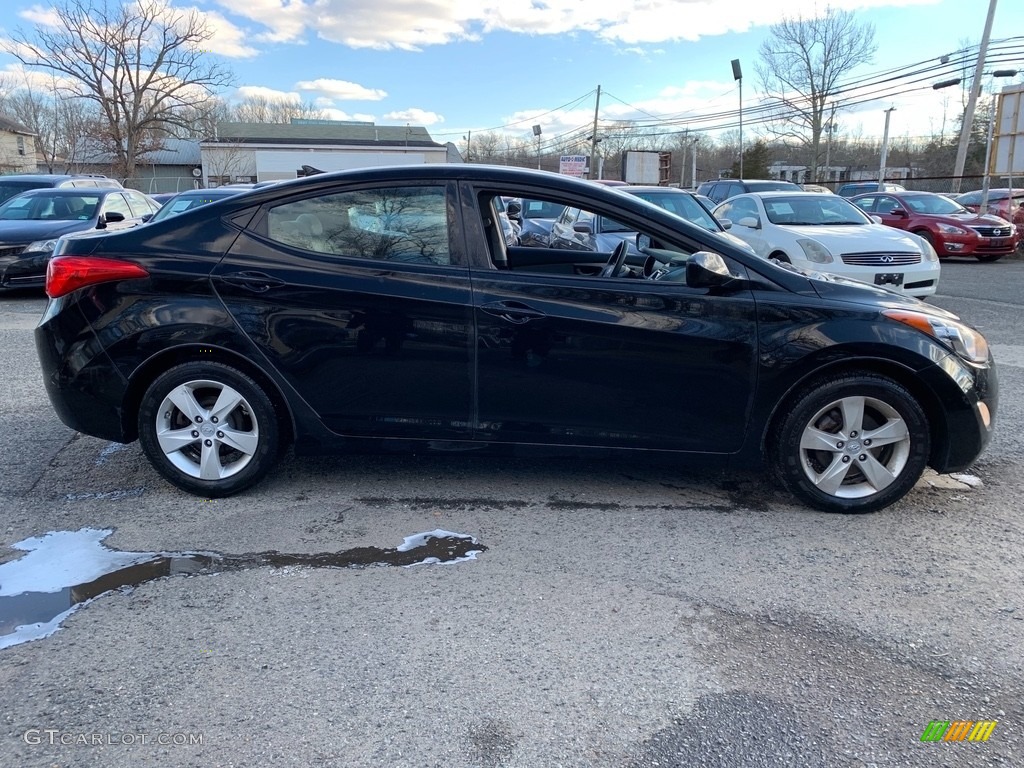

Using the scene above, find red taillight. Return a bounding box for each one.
[46,256,149,298]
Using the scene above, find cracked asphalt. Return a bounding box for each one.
[1,258,1022,767]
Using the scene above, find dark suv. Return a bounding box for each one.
[0,174,123,205]
[696,178,801,204]
[837,181,906,198]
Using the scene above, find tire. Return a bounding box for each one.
[913,229,935,249]
[769,251,791,264]
[770,373,930,514]
[138,362,281,497]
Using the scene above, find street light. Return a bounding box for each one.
[731,59,743,178]
[532,124,542,170]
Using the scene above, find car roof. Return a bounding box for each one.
[10,187,120,197]
[621,186,693,194]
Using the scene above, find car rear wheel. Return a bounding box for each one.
[770,373,930,513]
[138,362,280,497]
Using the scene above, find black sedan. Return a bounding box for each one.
[35,165,997,513]
[0,187,159,290]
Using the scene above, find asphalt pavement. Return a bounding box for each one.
[1,259,1022,767]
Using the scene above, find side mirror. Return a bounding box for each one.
[686,251,738,289]
[890,208,908,218]
[737,216,760,229]
[572,221,593,234]
[718,217,733,230]
[637,233,651,251]
[870,215,883,224]
[506,201,522,221]
[104,211,126,223]
[140,213,153,223]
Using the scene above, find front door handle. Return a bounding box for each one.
[219,271,285,293]
[480,301,546,325]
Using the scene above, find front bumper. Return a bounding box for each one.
[0,246,50,290]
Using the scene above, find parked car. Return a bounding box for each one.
[714,191,940,298]
[837,181,906,198]
[617,186,757,255]
[36,165,996,514]
[149,187,254,222]
[851,190,1016,262]
[0,173,123,205]
[508,198,565,247]
[801,183,834,194]
[696,178,802,204]
[0,187,159,290]
[954,188,1024,241]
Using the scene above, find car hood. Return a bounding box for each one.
[933,212,1011,227]
[784,264,960,320]
[779,223,922,252]
[0,219,96,243]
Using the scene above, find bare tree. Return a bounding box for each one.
[4,0,234,179]
[756,8,876,180]
[233,94,328,124]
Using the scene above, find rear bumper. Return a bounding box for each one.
[35,298,131,442]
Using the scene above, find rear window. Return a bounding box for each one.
[0,182,50,204]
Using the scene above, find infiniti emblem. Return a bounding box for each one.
[879,255,894,263]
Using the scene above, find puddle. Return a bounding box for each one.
[0,528,486,650]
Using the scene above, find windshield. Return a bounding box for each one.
[0,193,99,221]
[520,199,565,219]
[764,195,870,226]
[628,191,721,232]
[900,194,967,215]
[150,195,220,222]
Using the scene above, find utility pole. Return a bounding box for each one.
[951,0,998,193]
[732,60,743,179]
[879,107,896,186]
[823,103,837,185]
[680,129,689,187]
[691,137,698,190]
[589,85,602,180]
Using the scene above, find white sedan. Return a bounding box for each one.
[714,191,940,298]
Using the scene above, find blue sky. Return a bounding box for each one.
[1,0,1022,151]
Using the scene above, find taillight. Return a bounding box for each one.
[46,256,149,298]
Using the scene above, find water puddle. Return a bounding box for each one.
[0,528,486,650]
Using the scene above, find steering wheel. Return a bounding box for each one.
[599,240,630,278]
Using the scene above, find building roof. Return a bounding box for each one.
[73,137,201,166]
[206,121,442,148]
[0,115,35,136]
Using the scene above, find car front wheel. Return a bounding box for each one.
[138,362,280,497]
[771,374,930,513]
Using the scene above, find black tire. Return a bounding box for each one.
[913,229,935,250]
[138,362,281,497]
[770,373,930,514]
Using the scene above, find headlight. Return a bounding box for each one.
[27,239,59,253]
[883,309,990,364]
[917,234,939,262]
[796,238,833,263]
[936,223,967,235]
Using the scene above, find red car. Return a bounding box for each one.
[851,190,1017,262]
[954,188,1024,241]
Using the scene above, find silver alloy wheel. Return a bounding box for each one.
[797,395,911,499]
[155,379,260,480]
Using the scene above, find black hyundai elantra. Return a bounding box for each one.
[35,165,997,513]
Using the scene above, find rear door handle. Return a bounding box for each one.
[480,301,546,325]
[220,271,285,293]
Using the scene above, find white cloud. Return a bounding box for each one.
[384,108,445,126]
[321,108,377,122]
[184,8,260,58]
[235,84,300,101]
[295,78,387,100]
[211,0,940,51]
[18,5,61,28]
